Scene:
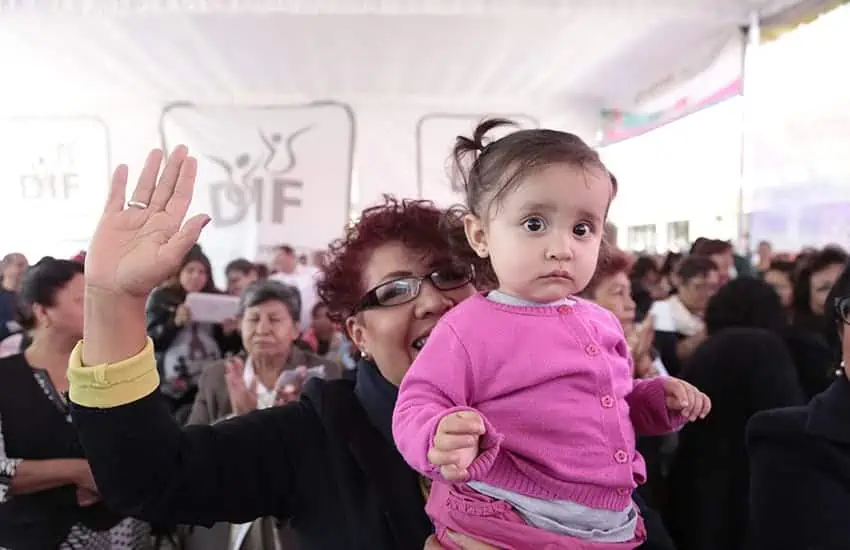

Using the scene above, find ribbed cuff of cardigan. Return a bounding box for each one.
[629,376,687,435]
[67,337,160,408]
[426,406,504,481]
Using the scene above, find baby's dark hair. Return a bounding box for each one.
[452,118,613,216]
[444,118,616,288]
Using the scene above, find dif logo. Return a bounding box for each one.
[206,127,311,227]
[19,144,80,200]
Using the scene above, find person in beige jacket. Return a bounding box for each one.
[182,280,339,550]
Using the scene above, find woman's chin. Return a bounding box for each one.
[250,344,283,356]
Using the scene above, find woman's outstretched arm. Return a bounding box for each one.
[69,146,307,526]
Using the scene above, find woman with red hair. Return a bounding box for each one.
[62,147,480,550]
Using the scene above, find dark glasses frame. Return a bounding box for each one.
[352,265,474,314]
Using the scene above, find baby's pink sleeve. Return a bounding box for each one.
[392,319,503,480]
[627,377,687,436]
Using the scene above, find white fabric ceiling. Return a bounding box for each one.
[0,0,808,112]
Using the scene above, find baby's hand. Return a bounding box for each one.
[428,411,485,481]
[663,377,711,422]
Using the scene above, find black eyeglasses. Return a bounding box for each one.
[353,265,474,313]
[834,297,850,325]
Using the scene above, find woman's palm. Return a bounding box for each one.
[86,147,209,298]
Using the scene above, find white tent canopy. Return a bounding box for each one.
[0,0,812,271]
[0,0,807,110]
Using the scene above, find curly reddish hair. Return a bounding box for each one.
[581,246,633,298]
[317,195,455,323]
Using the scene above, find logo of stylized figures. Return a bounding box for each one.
[207,126,312,227]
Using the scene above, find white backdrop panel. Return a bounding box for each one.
[160,101,354,272]
[0,116,111,259]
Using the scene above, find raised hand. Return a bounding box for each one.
[428,411,484,481]
[85,146,209,299]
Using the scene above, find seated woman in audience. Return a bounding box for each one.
[665,277,804,550]
[748,257,850,549]
[583,248,667,379]
[185,280,337,550]
[785,246,848,399]
[146,244,242,418]
[650,255,720,376]
[0,258,151,549]
[187,280,339,425]
[762,259,795,318]
[66,147,688,550]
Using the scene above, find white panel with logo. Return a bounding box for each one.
[160,102,354,275]
[0,116,111,259]
[416,114,539,208]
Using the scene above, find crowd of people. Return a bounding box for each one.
[0,121,849,550]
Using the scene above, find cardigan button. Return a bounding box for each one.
[585,343,600,356]
[601,395,615,408]
[558,305,572,315]
[614,449,629,464]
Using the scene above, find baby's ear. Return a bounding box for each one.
[463,213,489,258]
